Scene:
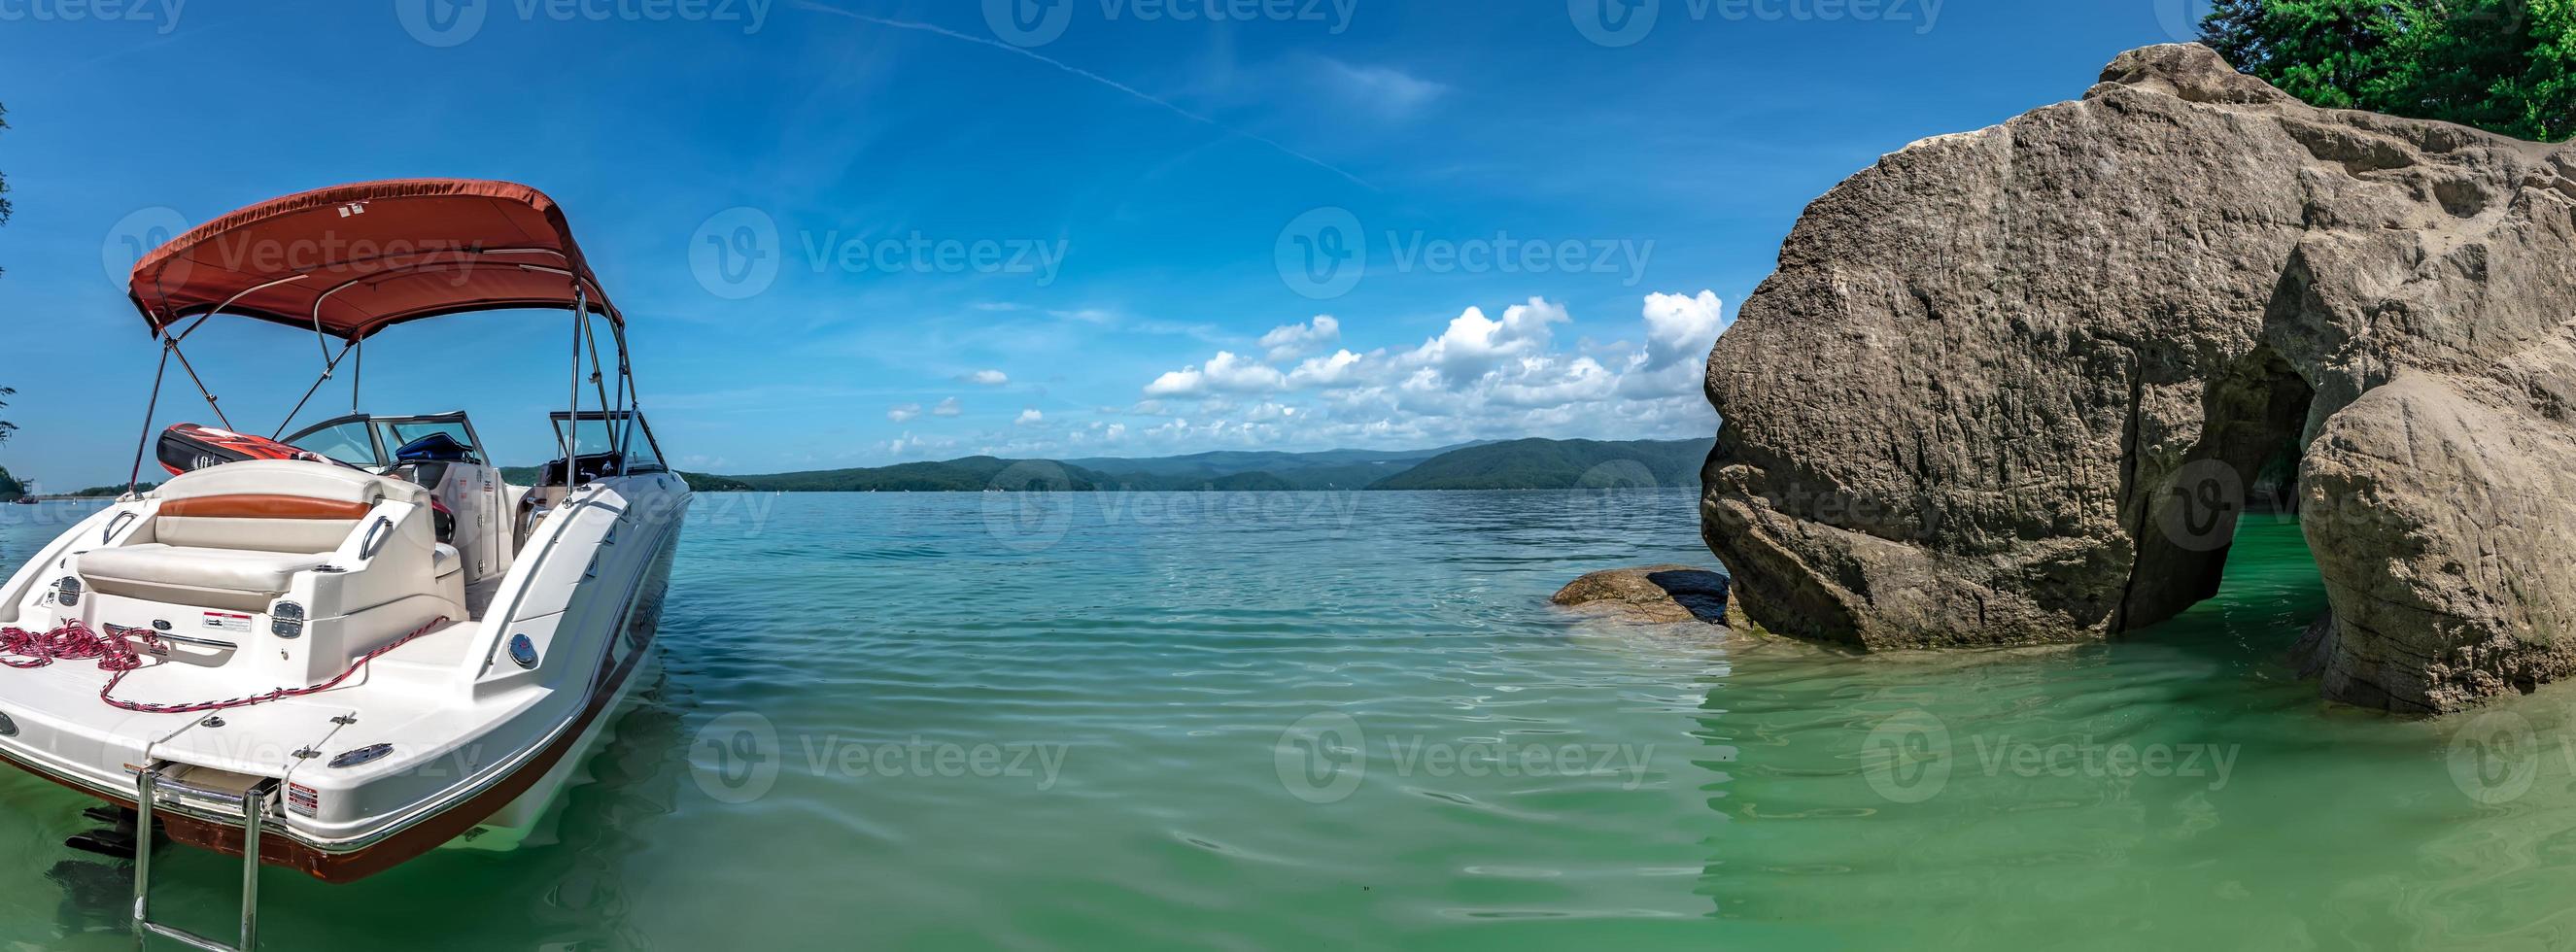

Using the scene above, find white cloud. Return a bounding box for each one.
[1491,356,1618,407]
[1637,290,1730,370]
[1259,315,1342,361]
[932,397,963,417]
[1108,291,1729,456]
[881,431,960,459]
[887,403,923,423]
[1621,291,1730,399]
[909,292,1732,464]
[1408,298,1568,385]
[1312,57,1448,121]
[1143,351,1289,397]
[1288,349,1365,388]
[966,370,1011,387]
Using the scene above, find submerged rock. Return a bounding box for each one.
[1701,43,2576,714]
[1552,565,1730,626]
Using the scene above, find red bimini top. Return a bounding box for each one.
[126,179,623,342]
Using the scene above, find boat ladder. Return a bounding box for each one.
[132,760,277,952]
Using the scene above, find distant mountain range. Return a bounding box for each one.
[1367,438,1713,491]
[514,438,1716,493]
[1065,444,1477,491]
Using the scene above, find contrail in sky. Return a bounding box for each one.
[791,1,1376,190]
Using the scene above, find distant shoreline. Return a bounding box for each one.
[683,485,1707,493]
[23,437,1719,497]
[508,437,1718,495]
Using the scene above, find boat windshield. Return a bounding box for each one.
[285,413,485,471]
[550,411,668,474]
[288,419,384,469]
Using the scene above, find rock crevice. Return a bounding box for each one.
[1701,44,2576,714]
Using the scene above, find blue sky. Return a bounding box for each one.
[0,0,2203,489]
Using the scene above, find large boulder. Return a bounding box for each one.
[1701,44,2576,714]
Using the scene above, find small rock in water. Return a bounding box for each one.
[1551,565,1729,626]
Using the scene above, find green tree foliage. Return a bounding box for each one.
[2202,0,2576,141]
[72,482,156,498]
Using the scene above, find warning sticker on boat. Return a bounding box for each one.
[202,612,252,634]
[287,783,319,818]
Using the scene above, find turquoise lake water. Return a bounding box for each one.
[2,490,2573,949]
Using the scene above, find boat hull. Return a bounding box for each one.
[0,478,688,883]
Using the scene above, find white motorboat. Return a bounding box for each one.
[0,180,689,949]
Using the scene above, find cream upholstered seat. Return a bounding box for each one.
[74,460,462,614]
[78,547,335,610]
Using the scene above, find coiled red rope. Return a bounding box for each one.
[0,617,449,714]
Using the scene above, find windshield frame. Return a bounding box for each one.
[283,411,486,471]
[548,410,669,475]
